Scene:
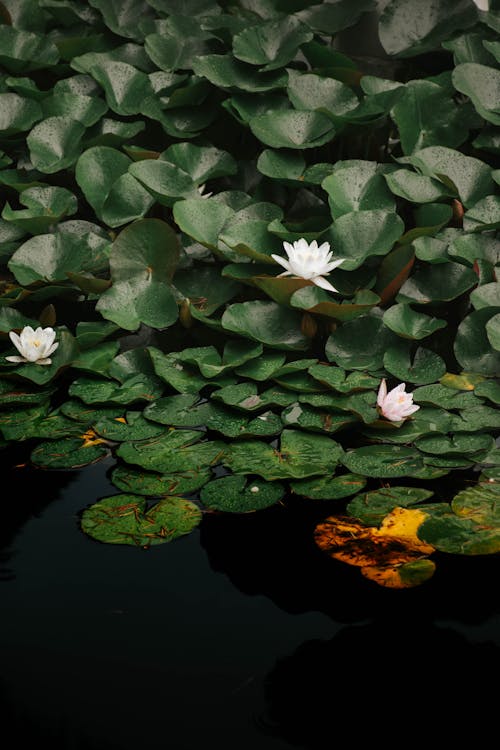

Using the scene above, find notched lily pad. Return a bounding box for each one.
[81,494,202,548]
[111,465,211,496]
[200,475,284,513]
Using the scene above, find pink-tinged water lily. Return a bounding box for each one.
[6,326,58,366]
[271,238,345,293]
[377,379,420,422]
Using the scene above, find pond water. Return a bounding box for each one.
[1,448,499,749]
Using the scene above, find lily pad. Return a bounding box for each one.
[347,486,434,527]
[200,475,284,513]
[80,494,202,548]
[30,435,109,469]
[222,301,310,351]
[111,465,212,496]
[341,445,424,478]
[290,473,367,501]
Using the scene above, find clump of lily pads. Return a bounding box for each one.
[0,0,498,587]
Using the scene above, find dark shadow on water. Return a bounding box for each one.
[258,621,499,746]
[199,497,500,627]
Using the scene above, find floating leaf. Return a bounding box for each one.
[68,374,163,405]
[111,465,212,496]
[249,110,337,150]
[384,343,446,384]
[314,508,435,588]
[233,16,312,71]
[0,92,42,135]
[454,308,500,376]
[290,473,367,500]
[222,301,310,351]
[0,26,59,73]
[347,486,434,527]
[27,116,86,174]
[326,314,398,370]
[382,303,446,339]
[327,210,404,271]
[81,494,201,548]
[396,261,477,304]
[385,168,455,202]
[30,435,109,469]
[287,70,359,119]
[322,160,394,219]
[341,445,424,477]
[192,53,287,92]
[2,186,78,235]
[200,475,284,513]
[93,411,167,442]
[452,63,500,125]
[96,219,179,331]
[117,431,226,473]
[223,429,343,480]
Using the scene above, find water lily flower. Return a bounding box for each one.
[6,326,58,366]
[377,378,420,422]
[472,0,488,10]
[271,239,345,293]
[197,184,212,198]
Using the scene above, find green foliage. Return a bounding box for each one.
[0,0,498,584]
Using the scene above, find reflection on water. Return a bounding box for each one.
[0,453,499,748]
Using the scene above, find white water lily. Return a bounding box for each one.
[271,238,345,293]
[472,0,488,10]
[377,378,420,422]
[197,184,212,198]
[6,326,58,366]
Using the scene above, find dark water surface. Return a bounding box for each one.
[1,450,499,749]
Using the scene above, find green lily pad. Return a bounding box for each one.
[249,110,337,150]
[406,146,493,208]
[192,53,287,92]
[143,394,216,427]
[0,26,59,73]
[412,384,479,409]
[27,116,86,174]
[41,91,108,127]
[72,341,121,377]
[382,303,447,339]
[454,308,500,376]
[2,186,78,235]
[347,486,434,527]
[298,391,377,424]
[474,380,500,405]
[0,92,42,135]
[200,475,284,513]
[327,210,404,271]
[384,342,446,384]
[233,15,312,71]
[385,168,455,203]
[80,494,202,548]
[148,348,210,394]
[470,283,500,311]
[341,445,424,477]
[281,402,359,434]
[322,160,394,218]
[68,374,164,405]
[93,411,167,442]
[30,436,109,469]
[96,219,179,331]
[416,432,494,456]
[222,301,310,351]
[290,287,381,322]
[452,63,500,125]
[287,70,359,120]
[396,261,477,304]
[173,197,234,252]
[223,429,343,480]
[326,314,398,370]
[379,0,476,58]
[290,472,367,501]
[117,431,226,473]
[234,351,286,381]
[111,465,212,496]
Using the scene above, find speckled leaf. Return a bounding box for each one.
[415,432,494,456]
[406,146,493,208]
[30,435,109,469]
[223,429,343,480]
[341,445,424,477]
[379,0,476,58]
[290,472,367,500]
[322,160,394,218]
[383,303,446,339]
[347,486,434,526]
[327,210,404,271]
[281,402,359,433]
[93,411,167,442]
[452,63,500,125]
[8,220,110,285]
[249,110,337,150]
[396,261,477,304]
[384,342,446,384]
[111,465,212,496]
[326,314,398,370]
[200,475,284,513]
[81,494,201,548]
[222,301,310,351]
[27,117,86,174]
[192,54,287,92]
[117,431,226,473]
[233,16,312,71]
[96,219,179,331]
[68,374,163,405]
[454,308,500,375]
[2,186,78,235]
[0,92,42,135]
